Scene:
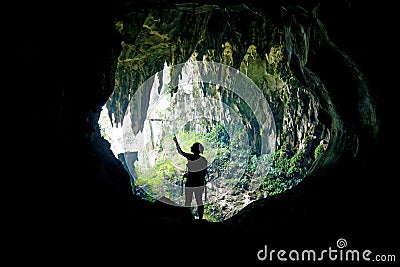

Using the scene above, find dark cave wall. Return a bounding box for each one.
[13,1,138,225]
[11,0,398,259]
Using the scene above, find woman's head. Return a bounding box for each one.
[191,142,204,154]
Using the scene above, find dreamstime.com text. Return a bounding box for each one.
[257,238,396,263]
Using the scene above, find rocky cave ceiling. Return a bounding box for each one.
[104,0,379,174]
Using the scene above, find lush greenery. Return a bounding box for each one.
[133,126,316,221]
[100,103,320,222]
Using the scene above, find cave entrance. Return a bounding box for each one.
[99,56,327,222]
[100,60,280,221]
[98,3,332,221]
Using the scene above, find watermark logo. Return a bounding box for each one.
[336,238,347,249]
[257,238,396,263]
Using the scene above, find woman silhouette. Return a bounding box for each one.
[173,135,208,219]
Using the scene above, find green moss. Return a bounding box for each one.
[314,143,326,159]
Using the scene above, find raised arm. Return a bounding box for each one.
[173,135,184,155]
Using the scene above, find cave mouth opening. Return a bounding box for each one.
[95,1,345,221]
[99,59,327,222]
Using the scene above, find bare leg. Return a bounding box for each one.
[194,186,204,219]
[185,187,193,207]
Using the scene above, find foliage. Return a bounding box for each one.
[133,117,315,219]
[314,143,326,159]
[257,143,313,197]
[204,202,224,222]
